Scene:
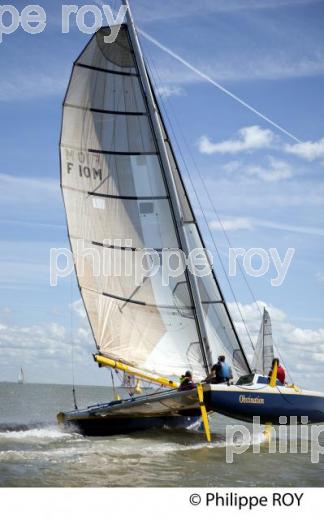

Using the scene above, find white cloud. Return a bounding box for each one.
[0,174,61,232]
[222,161,242,174]
[0,173,58,204]
[202,172,324,216]
[284,138,324,161]
[210,217,253,232]
[246,157,294,182]
[253,219,324,237]
[156,85,185,98]
[209,215,324,236]
[0,72,66,102]
[198,126,275,155]
[0,315,95,380]
[0,260,49,289]
[144,46,324,86]
[198,126,324,166]
[135,0,320,23]
[70,299,87,320]
[0,321,92,363]
[316,272,324,283]
[228,300,324,390]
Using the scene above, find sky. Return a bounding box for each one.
[0,0,323,390]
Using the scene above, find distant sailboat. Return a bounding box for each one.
[252,308,274,375]
[57,0,324,436]
[18,368,24,384]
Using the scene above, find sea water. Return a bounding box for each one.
[0,382,323,487]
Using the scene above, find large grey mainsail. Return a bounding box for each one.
[252,308,274,375]
[60,23,250,380]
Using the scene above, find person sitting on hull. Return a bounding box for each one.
[205,355,233,385]
[268,357,286,385]
[178,370,196,391]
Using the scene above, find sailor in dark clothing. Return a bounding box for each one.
[205,355,233,384]
[178,370,196,391]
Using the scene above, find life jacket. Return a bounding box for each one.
[277,365,285,384]
[178,376,195,391]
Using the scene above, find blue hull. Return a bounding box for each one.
[205,388,324,424]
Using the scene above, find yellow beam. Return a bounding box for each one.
[269,360,278,387]
[197,383,211,442]
[94,354,179,389]
[263,422,273,443]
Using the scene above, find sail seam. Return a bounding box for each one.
[76,62,139,77]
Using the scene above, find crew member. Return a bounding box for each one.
[178,370,195,391]
[205,355,233,384]
[268,358,286,385]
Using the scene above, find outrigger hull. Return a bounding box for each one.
[57,388,202,436]
[58,413,198,436]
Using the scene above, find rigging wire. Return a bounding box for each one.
[70,275,78,410]
[144,52,256,353]
[138,28,301,144]
[110,369,116,395]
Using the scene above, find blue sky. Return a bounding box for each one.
[0,0,323,389]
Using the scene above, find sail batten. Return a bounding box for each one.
[75,62,140,77]
[65,103,148,117]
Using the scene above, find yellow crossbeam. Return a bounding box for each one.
[269,360,278,387]
[197,383,211,442]
[263,422,273,443]
[94,354,179,389]
[264,360,279,440]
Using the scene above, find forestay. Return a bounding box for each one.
[60,25,250,381]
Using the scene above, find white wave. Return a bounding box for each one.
[0,426,78,442]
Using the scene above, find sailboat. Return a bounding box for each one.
[57,1,324,437]
[18,368,24,384]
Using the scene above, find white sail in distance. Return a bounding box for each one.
[18,368,24,384]
[252,308,274,375]
[60,23,250,381]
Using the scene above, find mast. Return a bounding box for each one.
[123,0,212,373]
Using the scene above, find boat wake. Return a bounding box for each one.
[0,423,79,443]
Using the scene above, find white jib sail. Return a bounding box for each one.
[252,308,274,375]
